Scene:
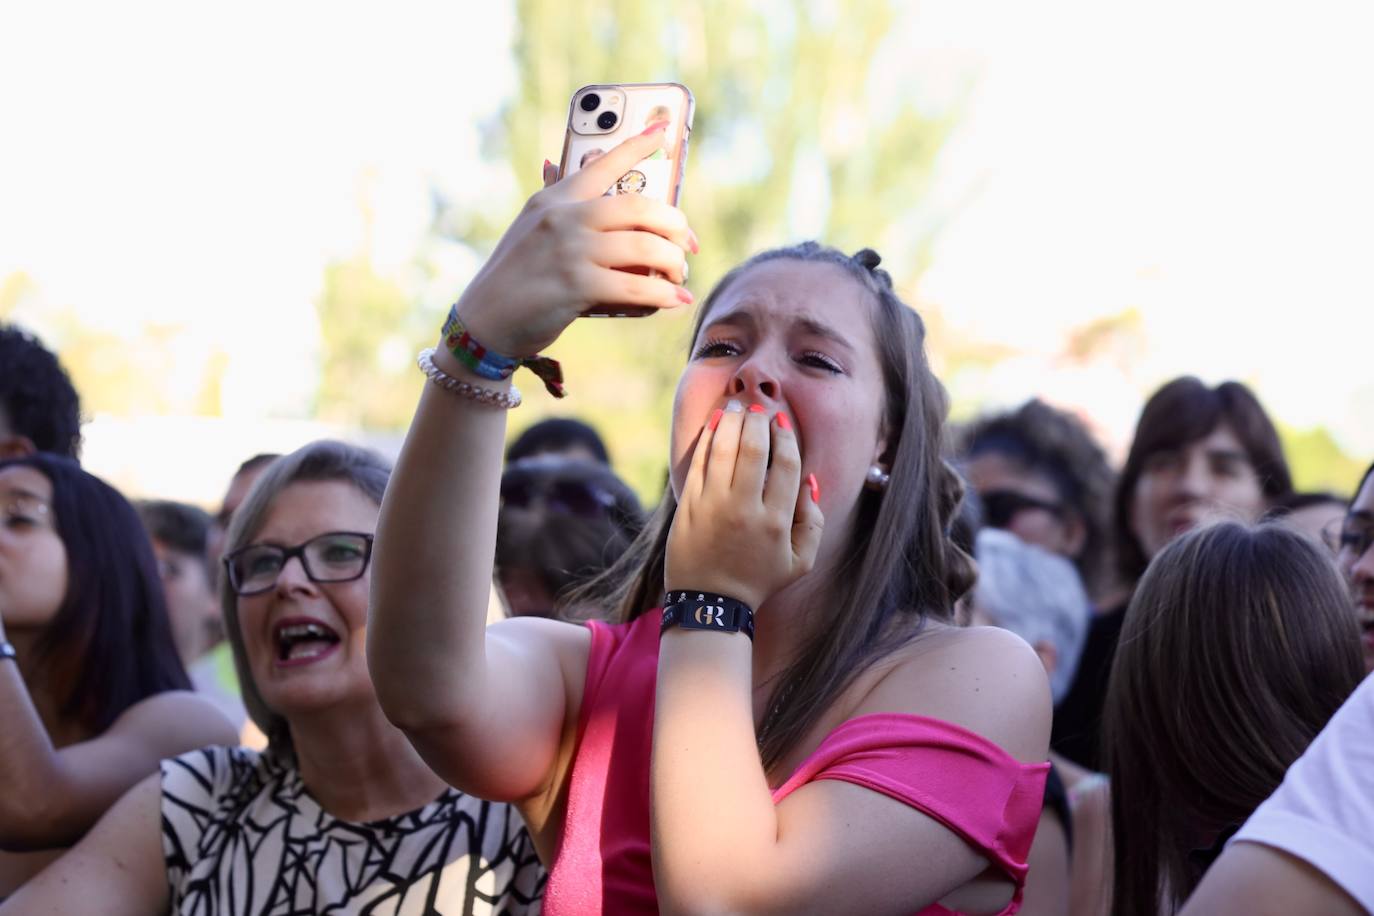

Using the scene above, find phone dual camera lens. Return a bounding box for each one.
[580,92,619,130]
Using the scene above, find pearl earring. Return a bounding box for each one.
[865,464,890,491]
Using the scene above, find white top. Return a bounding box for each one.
[1231,672,1374,909]
[162,746,545,914]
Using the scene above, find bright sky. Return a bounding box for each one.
[908,0,1374,453]
[2,0,1370,500]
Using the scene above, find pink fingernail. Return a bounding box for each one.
[676,286,694,305]
[641,119,669,136]
[748,404,766,414]
[687,229,700,255]
[776,412,792,432]
[807,473,820,504]
[708,408,723,431]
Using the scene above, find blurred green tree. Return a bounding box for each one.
[445,0,965,497]
[313,253,428,430]
[1279,423,1367,497]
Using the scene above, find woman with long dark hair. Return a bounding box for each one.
[0,453,235,895]
[1,441,545,914]
[1103,521,1363,915]
[1053,376,1293,771]
[368,129,1052,913]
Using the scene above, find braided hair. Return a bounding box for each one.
[575,242,974,772]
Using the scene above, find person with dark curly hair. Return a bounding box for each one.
[0,325,82,461]
[959,398,1120,607]
[495,456,644,619]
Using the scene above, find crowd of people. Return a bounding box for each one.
[0,126,1370,915]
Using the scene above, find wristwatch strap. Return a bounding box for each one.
[661,591,755,641]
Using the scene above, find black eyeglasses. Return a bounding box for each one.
[1326,518,1374,561]
[981,490,1064,529]
[223,531,374,596]
[500,476,618,518]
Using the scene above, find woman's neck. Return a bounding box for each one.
[288,702,449,823]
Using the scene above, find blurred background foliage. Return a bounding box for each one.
[2,0,1366,505]
[320,0,967,499]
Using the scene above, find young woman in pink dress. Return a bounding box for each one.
[369,125,1052,916]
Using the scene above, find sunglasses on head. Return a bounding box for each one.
[500,476,618,519]
[981,489,1064,529]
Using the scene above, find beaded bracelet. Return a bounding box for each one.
[417,348,522,409]
[441,305,566,399]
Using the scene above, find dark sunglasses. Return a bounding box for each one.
[1324,518,1374,560]
[500,477,618,519]
[981,489,1064,529]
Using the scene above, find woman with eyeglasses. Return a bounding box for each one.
[1335,462,1374,673]
[2,441,545,915]
[369,133,1052,914]
[496,456,644,619]
[0,454,235,898]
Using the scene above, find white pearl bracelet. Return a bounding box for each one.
[417,348,522,409]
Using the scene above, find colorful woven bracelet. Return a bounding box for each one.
[441,305,566,399]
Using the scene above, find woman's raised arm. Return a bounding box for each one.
[368,127,695,803]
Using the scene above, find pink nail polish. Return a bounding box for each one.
[708,408,723,431]
[748,404,766,414]
[640,119,669,137]
[776,412,792,432]
[807,473,820,504]
[687,229,700,255]
[676,286,694,305]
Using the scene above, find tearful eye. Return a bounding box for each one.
[693,338,741,360]
[798,350,843,374]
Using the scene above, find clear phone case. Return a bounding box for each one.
[559,83,695,317]
[559,82,694,206]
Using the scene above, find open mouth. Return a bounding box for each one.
[273,618,342,667]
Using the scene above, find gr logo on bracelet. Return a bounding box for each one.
[693,605,726,627]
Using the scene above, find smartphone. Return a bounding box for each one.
[559,82,695,317]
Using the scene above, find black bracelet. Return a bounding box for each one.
[661,591,755,641]
[0,643,15,662]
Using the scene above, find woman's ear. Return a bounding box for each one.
[1062,511,1089,558]
[1032,639,1059,678]
[0,434,37,459]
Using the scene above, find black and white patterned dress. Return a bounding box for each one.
[161,746,545,915]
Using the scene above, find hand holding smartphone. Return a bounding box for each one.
[560,82,694,317]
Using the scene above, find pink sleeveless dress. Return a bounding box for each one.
[542,612,1049,915]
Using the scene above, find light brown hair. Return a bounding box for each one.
[219,440,391,762]
[573,243,975,773]
[1103,521,1362,915]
